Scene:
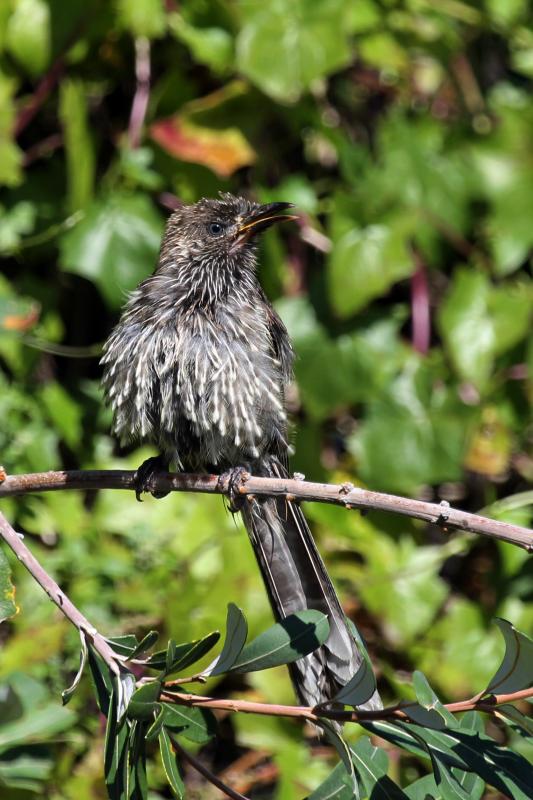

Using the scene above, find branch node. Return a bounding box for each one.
[293,472,305,481]
[339,482,355,496]
[437,499,450,523]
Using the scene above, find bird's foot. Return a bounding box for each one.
[218,466,250,513]
[134,455,170,501]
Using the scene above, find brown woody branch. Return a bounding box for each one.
[161,685,533,724]
[0,468,531,550]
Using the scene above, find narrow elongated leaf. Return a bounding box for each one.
[306,761,355,800]
[130,631,159,660]
[106,635,140,658]
[230,610,329,673]
[127,682,161,721]
[496,704,533,738]
[62,631,88,705]
[0,545,17,623]
[334,657,377,708]
[146,706,166,742]
[322,722,357,792]
[484,618,533,696]
[159,728,184,799]
[117,672,137,723]
[88,647,114,716]
[350,738,409,799]
[104,690,129,800]
[127,721,147,800]
[146,631,220,675]
[161,703,217,744]
[210,603,248,676]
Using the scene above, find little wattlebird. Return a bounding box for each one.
[101,193,381,712]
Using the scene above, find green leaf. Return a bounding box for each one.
[126,721,148,800]
[438,268,495,389]
[350,737,409,799]
[169,14,233,74]
[147,631,221,676]
[116,0,166,39]
[407,671,458,730]
[229,610,329,673]
[5,0,50,77]
[496,704,533,738]
[328,217,414,318]
[59,193,164,308]
[484,618,533,696]
[0,202,36,253]
[210,603,248,675]
[161,703,217,744]
[0,703,75,750]
[0,76,23,187]
[306,761,355,800]
[322,723,357,792]
[404,774,439,800]
[59,80,95,212]
[0,545,16,623]
[88,648,114,716]
[159,728,184,799]
[129,630,159,660]
[236,0,355,103]
[104,691,129,799]
[489,282,532,355]
[62,632,88,705]
[333,657,377,708]
[127,682,161,721]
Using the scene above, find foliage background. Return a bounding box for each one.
[0,0,532,796]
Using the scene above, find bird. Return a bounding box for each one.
[101,193,381,713]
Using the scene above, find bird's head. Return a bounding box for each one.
[160,193,296,273]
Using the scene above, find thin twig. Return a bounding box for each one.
[0,469,531,551]
[160,684,533,725]
[0,511,121,677]
[171,735,251,800]
[128,37,151,149]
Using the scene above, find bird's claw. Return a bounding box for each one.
[134,455,170,501]
[218,466,250,513]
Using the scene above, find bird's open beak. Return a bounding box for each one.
[236,202,297,240]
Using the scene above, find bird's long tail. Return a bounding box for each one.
[240,457,381,711]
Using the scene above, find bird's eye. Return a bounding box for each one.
[208,221,224,236]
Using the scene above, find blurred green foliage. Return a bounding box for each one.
[0,0,532,796]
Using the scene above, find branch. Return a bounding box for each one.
[161,684,533,725]
[0,469,531,551]
[128,36,151,149]
[0,510,121,677]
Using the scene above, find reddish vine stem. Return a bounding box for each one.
[0,469,531,550]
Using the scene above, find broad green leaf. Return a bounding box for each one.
[489,282,532,354]
[350,737,409,799]
[487,172,533,275]
[159,728,184,799]
[328,218,414,318]
[161,702,217,744]
[236,0,355,103]
[5,0,50,76]
[147,631,220,676]
[229,610,329,673]
[438,267,495,389]
[0,703,75,750]
[404,774,439,800]
[484,618,533,696]
[59,193,163,308]
[59,80,95,212]
[127,682,161,721]
[116,0,166,38]
[210,603,248,675]
[306,761,355,800]
[0,546,16,623]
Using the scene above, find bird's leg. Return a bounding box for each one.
[134,455,170,501]
[218,466,250,513]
